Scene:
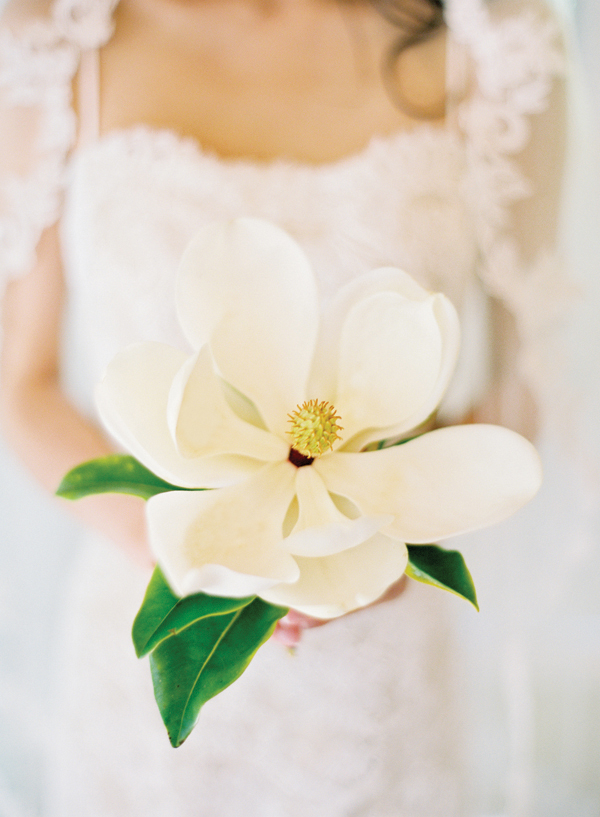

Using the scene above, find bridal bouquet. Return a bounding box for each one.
[58,218,542,747]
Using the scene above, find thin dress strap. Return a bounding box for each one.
[76,48,101,147]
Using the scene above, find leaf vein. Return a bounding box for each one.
[175,607,245,744]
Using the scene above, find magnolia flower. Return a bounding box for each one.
[97,218,542,618]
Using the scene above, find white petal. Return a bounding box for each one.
[282,466,392,557]
[167,346,289,462]
[308,268,460,450]
[96,342,263,488]
[260,534,408,619]
[347,293,461,450]
[176,218,319,436]
[334,290,445,442]
[315,425,543,543]
[309,267,444,394]
[146,461,300,597]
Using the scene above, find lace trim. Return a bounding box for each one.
[0,1,116,285]
[450,0,571,426]
[52,0,118,50]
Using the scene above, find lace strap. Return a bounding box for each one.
[77,48,100,147]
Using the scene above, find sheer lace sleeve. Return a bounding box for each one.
[448,0,577,436]
[446,7,600,810]
[0,0,115,292]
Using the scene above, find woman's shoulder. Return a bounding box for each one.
[1,0,55,28]
[487,0,559,21]
[0,0,86,282]
[1,0,116,50]
[0,1,62,46]
[449,0,563,49]
[0,0,77,103]
[449,0,565,101]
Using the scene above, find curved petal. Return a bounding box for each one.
[176,218,319,436]
[146,461,300,597]
[343,293,460,451]
[282,466,392,557]
[260,534,408,619]
[314,425,543,543]
[96,342,263,488]
[333,290,445,442]
[309,267,435,396]
[307,268,460,449]
[167,346,289,462]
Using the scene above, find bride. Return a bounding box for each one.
[1,0,598,814]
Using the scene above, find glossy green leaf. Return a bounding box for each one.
[150,597,288,747]
[132,567,255,658]
[56,454,189,500]
[406,544,479,610]
[368,432,423,451]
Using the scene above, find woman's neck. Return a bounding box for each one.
[101,0,446,163]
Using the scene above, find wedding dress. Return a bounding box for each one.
[1,1,599,815]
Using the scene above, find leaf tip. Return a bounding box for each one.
[169,731,188,749]
[55,471,77,499]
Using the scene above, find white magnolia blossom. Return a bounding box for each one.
[96,218,542,618]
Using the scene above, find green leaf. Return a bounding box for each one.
[132,567,255,658]
[56,454,189,500]
[149,597,288,747]
[371,433,421,451]
[406,544,479,610]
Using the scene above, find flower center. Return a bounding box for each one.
[287,399,343,462]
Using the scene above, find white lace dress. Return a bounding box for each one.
[3,2,597,816]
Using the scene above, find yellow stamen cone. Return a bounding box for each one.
[288,399,343,458]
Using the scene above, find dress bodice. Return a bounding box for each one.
[60,122,488,419]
